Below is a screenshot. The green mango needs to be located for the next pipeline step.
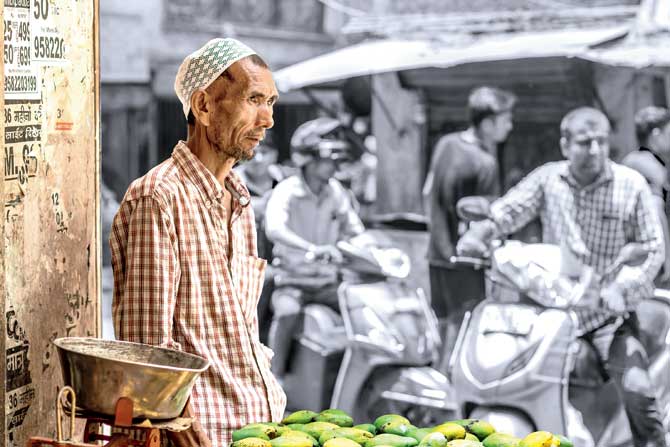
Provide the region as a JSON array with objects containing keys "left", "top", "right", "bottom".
[
  {"left": 464, "top": 435, "right": 480, "bottom": 443},
  {"left": 445, "top": 421, "right": 495, "bottom": 442},
  {"left": 380, "top": 421, "right": 415, "bottom": 436},
  {"left": 316, "top": 409, "right": 355, "bottom": 428},
  {"left": 518, "top": 432, "right": 555, "bottom": 447},
  {"left": 432, "top": 424, "right": 466, "bottom": 441},
  {"left": 270, "top": 436, "right": 314, "bottom": 447},
  {"left": 482, "top": 433, "right": 521, "bottom": 447},
  {"left": 283, "top": 411, "right": 319, "bottom": 425},
  {"left": 418, "top": 432, "right": 447, "bottom": 447},
  {"left": 406, "top": 428, "right": 434, "bottom": 443},
  {"left": 323, "top": 438, "right": 363, "bottom": 447},
  {"left": 354, "top": 424, "right": 378, "bottom": 436},
  {"left": 280, "top": 431, "right": 319, "bottom": 447},
  {"left": 373, "top": 415, "right": 411, "bottom": 432},
  {"left": 233, "top": 427, "right": 274, "bottom": 442},
  {"left": 365, "top": 434, "right": 419, "bottom": 447},
  {"left": 301, "top": 422, "right": 341, "bottom": 440},
  {"left": 233, "top": 437, "right": 273, "bottom": 447},
  {"left": 321, "top": 428, "right": 375, "bottom": 445},
  {"left": 552, "top": 435, "right": 572, "bottom": 447},
  {"left": 262, "top": 423, "right": 290, "bottom": 436},
  {"left": 288, "top": 424, "right": 305, "bottom": 432}
]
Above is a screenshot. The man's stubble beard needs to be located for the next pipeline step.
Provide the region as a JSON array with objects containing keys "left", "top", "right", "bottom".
[{"left": 215, "top": 142, "right": 255, "bottom": 163}]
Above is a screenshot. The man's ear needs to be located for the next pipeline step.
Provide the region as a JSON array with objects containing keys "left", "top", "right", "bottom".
[
  {"left": 190, "top": 90, "right": 210, "bottom": 127},
  {"left": 559, "top": 136, "right": 569, "bottom": 158}
]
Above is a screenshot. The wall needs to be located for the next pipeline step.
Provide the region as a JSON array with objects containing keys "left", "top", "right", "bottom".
[{"left": 1, "top": 0, "right": 99, "bottom": 445}]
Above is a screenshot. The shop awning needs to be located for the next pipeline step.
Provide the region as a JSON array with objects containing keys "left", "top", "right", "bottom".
[
  {"left": 581, "top": 39, "right": 670, "bottom": 69},
  {"left": 273, "top": 26, "right": 628, "bottom": 92},
  {"left": 580, "top": 0, "right": 670, "bottom": 69}
]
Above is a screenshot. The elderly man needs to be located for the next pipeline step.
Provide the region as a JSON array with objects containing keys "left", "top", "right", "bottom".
[
  {"left": 110, "top": 38, "right": 285, "bottom": 446},
  {"left": 458, "top": 107, "right": 667, "bottom": 447}
]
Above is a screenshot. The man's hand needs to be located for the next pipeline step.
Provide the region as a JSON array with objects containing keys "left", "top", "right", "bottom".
[
  {"left": 309, "top": 244, "right": 343, "bottom": 263},
  {"left": 456, "top": 230, "right": 490, "bottom": 258},
  {"left": 601, "top": 282, "right": 626, "bottom": 314},
  {"left": 167, "top": 399, "right": 212, "bottom": 447}
]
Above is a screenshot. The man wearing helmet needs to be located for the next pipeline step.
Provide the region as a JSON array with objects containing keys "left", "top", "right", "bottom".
[{"left": 264, "top": 117, "right": 365, "bottom": 380}]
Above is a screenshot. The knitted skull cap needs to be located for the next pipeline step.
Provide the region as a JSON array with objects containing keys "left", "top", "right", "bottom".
[{"left": 174, "top": 38, "right": 257, "bottom": 119}]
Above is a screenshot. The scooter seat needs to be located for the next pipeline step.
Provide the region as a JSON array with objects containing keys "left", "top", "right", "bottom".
[{"left": 636, "top": 297, "right": 670, "bottom": 363}]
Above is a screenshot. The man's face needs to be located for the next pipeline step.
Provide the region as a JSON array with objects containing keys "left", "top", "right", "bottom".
[
  {"left": 652, "top": 121, "right": 670, "bottom": 159},
  {"left": 561, "top": 112, "right": 610, "bottom": 186},
  {"left": 205, "top": 58, "right": 278, "bottom": 162},
  {"left": 482, "top": 111, "right": 514, "bottom": 144},
  {"left": 309, "top": 157, "right": 338, "bottom": 183}
]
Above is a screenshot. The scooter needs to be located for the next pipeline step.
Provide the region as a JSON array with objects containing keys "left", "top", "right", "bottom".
[
  {"left": 281, "top": 230, "right": 459, "bottom": 425},
  {"left": 448, "top": 241, "right": 670, "bottom": 447}
]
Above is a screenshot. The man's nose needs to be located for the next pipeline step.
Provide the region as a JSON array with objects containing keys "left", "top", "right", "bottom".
[
  {"left": 588, "top": 139, "right": 602, "bottom": 154},
  {"left": 258, "top": 105, "right": 274, "bottom": 129}
]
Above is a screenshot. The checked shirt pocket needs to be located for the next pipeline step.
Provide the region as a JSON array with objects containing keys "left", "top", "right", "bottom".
[{"left": 231, "top": 254, "right": 267, "bottom": 323}]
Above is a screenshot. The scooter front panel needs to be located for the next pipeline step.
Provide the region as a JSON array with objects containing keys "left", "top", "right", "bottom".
[
  {"left": 452, "top": 302, "right": 576, "bottom": 436},
  {"left": 340, "top": 281, "right": 435, "bottom": 365}
]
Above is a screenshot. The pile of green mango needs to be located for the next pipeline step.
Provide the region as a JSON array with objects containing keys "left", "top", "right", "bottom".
[{"left": 230, "top": 410, "right": 573, "bottom": 447}]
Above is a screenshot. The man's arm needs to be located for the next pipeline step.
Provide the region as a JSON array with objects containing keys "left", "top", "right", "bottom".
[
  {"left": 111, "top": 196, "right": 181, "bottom": 349},
  {"left": 331, "top": 179, "right": 365, "bottom": 238},
  {"left": 456, "top": 167, "right": 546, "bottom": 256},
  {"left": 609, "top": 185, "right": 665, "bottom": 309},
  {"left": 264, "top": 183, "right": 317, "bottom": 252},
  {"left": 488, "top": 165, "right": 547, "bottom": 236}
]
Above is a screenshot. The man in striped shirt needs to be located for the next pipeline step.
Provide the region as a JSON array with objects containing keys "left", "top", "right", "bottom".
[
  {"left": 457, "top": 107, "right": 667, "bottom": 447},
  {"left": 111, "top": 38, "right": 285, "bottom": 446}
]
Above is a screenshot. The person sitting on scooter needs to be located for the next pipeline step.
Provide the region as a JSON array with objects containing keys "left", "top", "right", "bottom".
[
  {"left": 457, "top": 107, "right": 667, "bottom": 447},
  {"left": 264, "top": 117, "right": 365, "bottom": 382}
]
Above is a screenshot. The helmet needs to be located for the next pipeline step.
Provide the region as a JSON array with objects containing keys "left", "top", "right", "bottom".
[{"left": 290, "top": 117, "right": 351, "bottom": 167}]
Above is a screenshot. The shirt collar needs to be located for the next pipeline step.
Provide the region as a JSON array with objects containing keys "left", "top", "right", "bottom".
[
  {"left": 172, "top": 141, "right": 250, "bottom": 207},
  {"left": 295, "top": 170, "right": 334, "bottom": 200},
  {"left": 559, "top": 159, "right": 614, "bottom": 191}
]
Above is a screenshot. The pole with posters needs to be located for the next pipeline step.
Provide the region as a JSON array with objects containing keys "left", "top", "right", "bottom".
[{"left": 1, "top": 0, "right": 100, "bottom": 445}]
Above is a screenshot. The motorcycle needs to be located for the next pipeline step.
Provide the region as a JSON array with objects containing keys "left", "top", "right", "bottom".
[
  {"left": 448, "top": 241, "right": 670, "bottom": 447},
  {"left": 279, "top": 229, "right": 459, "bottom": 425}
]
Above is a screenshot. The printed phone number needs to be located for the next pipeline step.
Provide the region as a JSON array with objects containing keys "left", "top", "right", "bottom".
[
  {"left": 4, "top": 75, "right": 37, "bottom": 93},
  {"left": 33, "top": 35, "right": 65, "bottom": 60}
]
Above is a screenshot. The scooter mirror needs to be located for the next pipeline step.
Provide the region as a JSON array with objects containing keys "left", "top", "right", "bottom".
[{"left": 456, "top": 196, "right": 492, "bottom": 223}]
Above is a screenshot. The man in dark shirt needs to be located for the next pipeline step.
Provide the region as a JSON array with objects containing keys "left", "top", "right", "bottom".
[
  {"left": 423, "top": 86, "right": 516, "bottom": 359},
  {"left": 621, "top": 106, "right": 670, "bottom": 285}
]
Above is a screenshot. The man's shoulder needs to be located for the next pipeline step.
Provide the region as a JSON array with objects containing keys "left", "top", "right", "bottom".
[
  {"left": 432, "top": 131, "right": 493, "bottom": 168},
  {"left": 122, "top": 157, "right": 182, "bottom": 205},
  {"left": 434, "top": 131, "right": 472, "bottom": 154},
  {"left": 269, "top": 174, "right": 304, "bottom": 199},
  {"left": 514, "top": 160, "right": 566, "bottom": 186},
  {"left": 610, "top": 160, "right": 649, "bottom": 188}
]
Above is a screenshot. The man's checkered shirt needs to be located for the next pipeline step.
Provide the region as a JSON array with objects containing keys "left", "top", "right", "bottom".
[
  {"left": 490, "top": 160, "right": 664, "bottom": 332},
  {"left": 111, "top": 142, "right": 286, "bottom": 447}
]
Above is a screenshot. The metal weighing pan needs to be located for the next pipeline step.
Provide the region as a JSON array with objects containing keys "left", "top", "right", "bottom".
[{"left": 54, "top": 337, "right": 209, "bottom": 419}]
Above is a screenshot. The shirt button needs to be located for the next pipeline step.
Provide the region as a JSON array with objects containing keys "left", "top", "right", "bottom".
[{"left": 205, "top": 200, "right": 212, "bottom": 209}]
